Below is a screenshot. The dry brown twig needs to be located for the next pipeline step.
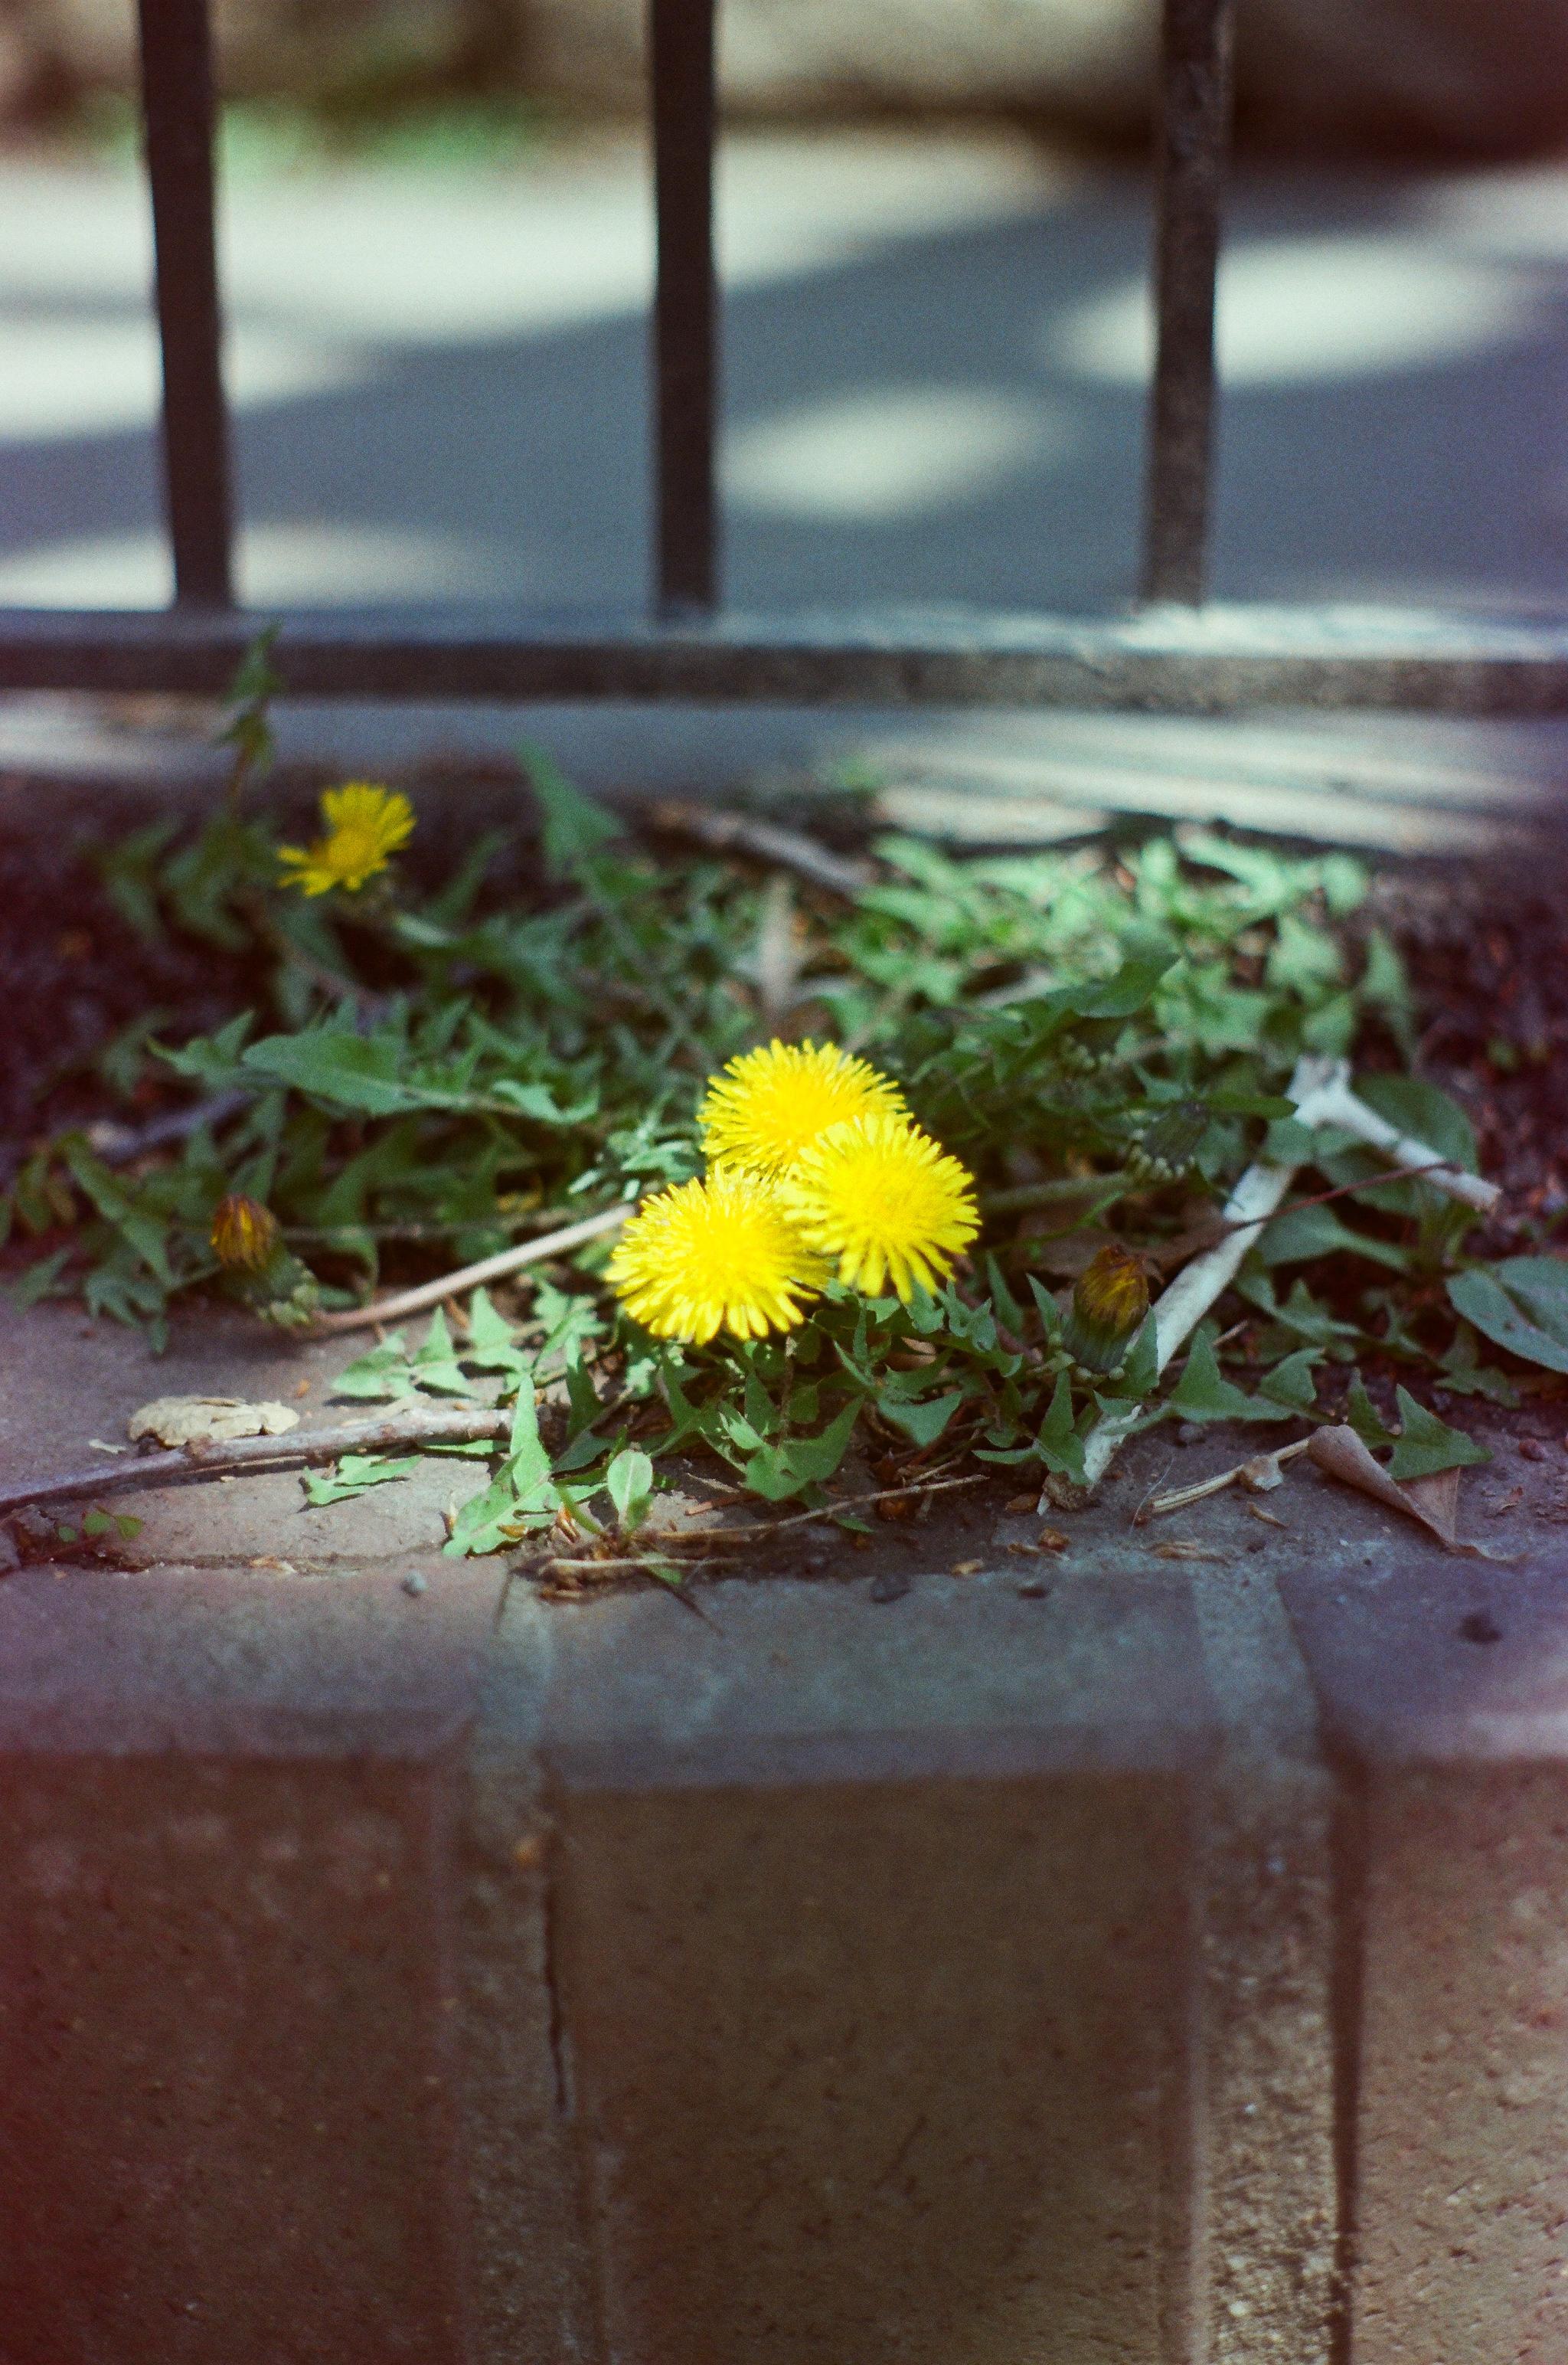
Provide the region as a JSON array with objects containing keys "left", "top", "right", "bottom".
[
  {"left": 0, "top": 1406, "right": 511, "bottom": 1519},
  {"left": 648, "top": 800, "right": 874, "bottom": 899},
  {"left": 537, "top": 1470, "right": 988, "bottom": 1575}
]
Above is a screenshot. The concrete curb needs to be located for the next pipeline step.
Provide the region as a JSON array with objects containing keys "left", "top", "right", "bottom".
[{"left": 2, "top": 1547, "right": 1566, "bottom": 2358}]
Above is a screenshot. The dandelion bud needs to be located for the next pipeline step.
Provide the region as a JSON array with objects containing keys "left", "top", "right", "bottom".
[
  {"left": 1126, "top": 1098, "right": 1208, "bottom": 1184},
  {"left": 211, "top": 1193, "right": 280, "bottom": 1272},
  {"left": 1065, "top": 1243, "right": 1150, "bottom": 1373}
]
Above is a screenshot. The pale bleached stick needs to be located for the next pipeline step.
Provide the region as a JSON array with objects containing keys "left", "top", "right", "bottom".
[
  {"left": 1073, "top": 1053, "right": 1492, "bottom": 1492},
  {"left": 1141, "top": 1436, "right": 1314, "bottom": 1521},
  {"left": 1300, "top": 1068, "right": 1500, "bottom": 1214},
  {"left": 310, "top": 1204, "right": 629, "bottom": 1336}
]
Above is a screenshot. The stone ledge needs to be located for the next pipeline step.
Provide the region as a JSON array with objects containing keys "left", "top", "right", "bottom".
[
  {"left": 3, "top": 1507, "right": 1568, "bottom": 2355},
  {"left": 0, "top": 1561, "right": 504, "bottom": 1757},
  {"left": 529, "top": 1564, "right": 1217, "bottom": 1786},
  {"left": 1281, "top": 1556, "right": 1568, "bottom": 1766}
]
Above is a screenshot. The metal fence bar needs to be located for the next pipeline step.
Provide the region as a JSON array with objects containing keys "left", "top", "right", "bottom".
[
  {"left": 7, "top": 607, "right": 1568, "bottom": 713},
  {"left": 136, "top": 0, "right": 234, "bottom": 608},
  {"left": 1140, "top": 0, "right": 1236, "bottom": 607},
  {"left": 649, "top": 0, "right": 720, "bottom": 616}
]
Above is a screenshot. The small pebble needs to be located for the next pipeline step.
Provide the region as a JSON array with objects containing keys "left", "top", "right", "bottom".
[
  {"left": 1176, "top": 1421, "right": 1205, "bottom": 1447},
  {"left": 401, "top": 1572, "right": 429, "bottom": 1597},
  {"left": 869, "top": 1568, "right": 913, "bottom": 1604},
  {"left": 1519, "top": 1438, "right": 1549, "bottom": 1462}
]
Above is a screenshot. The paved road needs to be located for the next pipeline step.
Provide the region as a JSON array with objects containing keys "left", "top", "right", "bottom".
[{"left": 2, "top": 129, "right": 1567, "bottom": 846}]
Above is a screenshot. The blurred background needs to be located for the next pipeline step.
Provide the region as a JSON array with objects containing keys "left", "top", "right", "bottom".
[{"left": 2, "top": 0, "right": 1568, "bottom": 847}]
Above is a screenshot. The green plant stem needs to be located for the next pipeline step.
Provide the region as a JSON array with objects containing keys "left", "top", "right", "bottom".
[{"left": 982, "top": 1172, "right": 1133, "bottom": 1218}]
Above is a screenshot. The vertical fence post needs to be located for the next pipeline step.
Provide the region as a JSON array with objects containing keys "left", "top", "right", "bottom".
[
  {"left": 649, "top": 0, "right": 720, "bottom": 617},
  {"left": 136, "top": 0, "right": 235, "bottom": 609},
  {"left": 1139, "top": 0, "right": 1235, "bottom": 608}
]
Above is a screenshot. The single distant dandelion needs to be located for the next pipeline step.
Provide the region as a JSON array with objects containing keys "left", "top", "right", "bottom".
[
  {"left": 277, "top": 783, "right": 414, "bottom": 897},
  {"left": 608, "top": 1167, "right": 830, "bottom": 1343},
  {"left": 210, "top": 1192, "right": 280, "bottom": 1272},
  {"left": 698, "top": 1039, "right": 909, "bottom": 1176},
  {"left": 781, "top": 1114, "right": 979, "bottom": 1302}
]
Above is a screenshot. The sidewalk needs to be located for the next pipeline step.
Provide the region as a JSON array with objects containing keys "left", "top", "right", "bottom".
[{"left": 4, "top": 1287, "right": 1568, "bottom": 2360}]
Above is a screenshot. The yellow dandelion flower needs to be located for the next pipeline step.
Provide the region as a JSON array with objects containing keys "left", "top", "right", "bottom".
[
  {"left": 607, "top": 1168, "right": 829, "bottom": 1343},
  {"left": 698, "top": 1039, "right": 909, "bottom": 1176},
  {"left": 209, "top": 1192, "right": 280, "bottom": 1272},
  {"left": 277, "top": 782, "right": 414, "bottom": 896},
  {"left": 781, "top": 1114, "right": 980, "bottom": 1302}
]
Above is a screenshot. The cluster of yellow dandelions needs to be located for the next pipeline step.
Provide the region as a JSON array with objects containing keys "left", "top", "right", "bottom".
[{"left": 607, "top": 1041, "right": 980, "bottom": 1345}]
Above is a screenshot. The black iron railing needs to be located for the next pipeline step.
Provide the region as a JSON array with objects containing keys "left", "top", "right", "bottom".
[{"left": 3, "top": 0, "right": 1568, "bottom": 713}]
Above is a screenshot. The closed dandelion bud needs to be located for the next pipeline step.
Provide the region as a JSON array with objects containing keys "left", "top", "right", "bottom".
[
  {"left": 1064, "top": 1243, "right": 1150, "bottom": 1373},
  {"left": 211, "top": 1193, "right": 322, "bottom": 1328},
  {"left": 211, "top": 1193, "right": 280, "bottom": 1272},
  {"left": 1126, "top": 1098, "right": 1207, "bottom": 1185}
]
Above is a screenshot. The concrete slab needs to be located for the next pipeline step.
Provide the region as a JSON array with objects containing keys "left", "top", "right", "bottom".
[
  {"left": 8, "top": 1294, "right": 1568, "bottom": 2360},
  {"left": 535, "top": 1560, "right": 1217, "bottom": 1785},
  {"left": 7, "top": 136, "right": 1568, "bottom": 860},
  {"left": 0, "top": 1299, "right": 497, "bottom": 1569},
  {"left": 1282, "top": 1564, "right": 1568, "bottom": 2364},
  {"left": 0, "top": 1556, "right": 511, "bottom": 2365},
  {"left": 2, "top": 139, "right": 1564, "bottom": 620},
  {"left": 8, "top": 1294, "right": 1566, "bottom": 1586},
  {"left": 6, "top": 694, "right": 1563, "bottom": 857}
]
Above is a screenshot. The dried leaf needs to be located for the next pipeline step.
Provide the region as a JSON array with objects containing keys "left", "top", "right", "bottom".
[
  {"left": 1306, "top": 1425, "right": 1507, "bottom": 1558},
  {"left": 1151, "top": 1539, "right": 1226, "bottom": 1562},
  {"left": 127, "top": 1395, "right": 300, "bottom": 1447},
  {"left": 1246, "top": 1501, "right": 1289, "bottom": 1529}
]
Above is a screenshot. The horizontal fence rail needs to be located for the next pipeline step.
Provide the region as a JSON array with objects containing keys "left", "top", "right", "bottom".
[
  {"left": 7, "top": 607, "right": 1568, "bottom": 714},
  {"left": 3, "top": 0, "right": 1567, "bottom": 715}
]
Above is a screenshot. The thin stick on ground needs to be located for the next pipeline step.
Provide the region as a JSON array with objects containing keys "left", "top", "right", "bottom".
[
  {"left": 1138, "top": 1437, "right": 1314, "bottom": 1522},
  {"left": 539, "top": 1470, "right": 988, "bottom": 1574},
  {"left": 309, "top": 1203, "right": 630, "bottom": 1336},
  {"left": 648, "top": 800, "right": 874, "bottom": 898},
  {"left": 0, "top": 1407, "right": 511, "bottom": 1519},
  {"left": 1148, "top": 1158, "right": 1498, "bottom": 1273}
]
